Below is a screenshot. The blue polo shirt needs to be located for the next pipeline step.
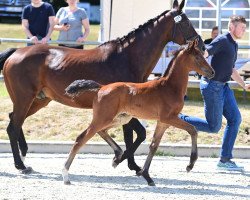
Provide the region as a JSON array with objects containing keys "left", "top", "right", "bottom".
[
  {"left": 22, "top": 3, "right": 55, "bottom": 38},
  {"left": 206, "top": 32, "right": 238, "bottom": 83}
]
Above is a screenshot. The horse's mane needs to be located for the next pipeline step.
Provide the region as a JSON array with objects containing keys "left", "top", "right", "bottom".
[
  {"left": 100, "top": 10, "right": 171, "bottom": 47},
  {"left": 162, "top": 46, "right": 185, "bottom": 79}
]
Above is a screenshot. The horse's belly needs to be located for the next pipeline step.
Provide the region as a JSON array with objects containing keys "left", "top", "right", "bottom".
[{"left": 42, "top": 88, "right": 94, "bottom": 108}]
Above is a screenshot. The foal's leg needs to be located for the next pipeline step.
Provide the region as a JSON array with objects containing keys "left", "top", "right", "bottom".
[
  {"left": 168, "top": 117, "right": 198, "bottom": 171},
  {"left": 138, "top": 122, "right": 169, "bottom": 186},
  {"left": 121, "top": 118, "right": 146, "bottom": 173},
  {"left": 63, "top": 125, "right": 101, "bottom": 185}
]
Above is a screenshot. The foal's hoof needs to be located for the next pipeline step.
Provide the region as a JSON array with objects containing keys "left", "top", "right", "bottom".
[
  {"left": 186, "top": 165, "right": 193, "bottom": 172},
  {"left": 112, "top": 156, "right": 121, "bottom": 168},
  {"left": 64, "top": 180, "right": 71, "bottom": 185},
  {"left": 19, "top": 166, "right": 33, "bottom": 174}
]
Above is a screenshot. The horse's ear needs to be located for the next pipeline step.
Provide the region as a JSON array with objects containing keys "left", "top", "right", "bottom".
[
  {"left": 173, "top": 0, "right": 179, "bottom": 9},
  {"left": 179, "top": 0, "right": 185, "bottom": 11}
]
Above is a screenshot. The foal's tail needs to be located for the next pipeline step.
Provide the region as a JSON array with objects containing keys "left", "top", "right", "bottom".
[
  {"left": 65, "top": 79, "right": 102, "bottom": 97},
  {"left": 0, "top": 48, "right": 18, "bottom": 72}
]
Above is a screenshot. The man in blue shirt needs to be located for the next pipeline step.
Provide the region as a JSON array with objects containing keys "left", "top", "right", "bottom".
[
  {"left": 180, "top": 15, "right": 250, "bottom": 171},
  {"left": 22, "top": 0, "right": 55, "bottom": 45}
]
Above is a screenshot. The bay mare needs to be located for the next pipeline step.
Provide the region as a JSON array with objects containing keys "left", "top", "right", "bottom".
[
  {"left": 0, "top": 0, "right": 205, "bottom": 174},
  {"left": 65, "top": 41, "right": 214, "bottom": 186}
]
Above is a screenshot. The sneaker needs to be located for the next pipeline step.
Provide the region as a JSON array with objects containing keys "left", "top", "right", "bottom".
[{"left": 217, "top": 160, "right": 244, "bottom": 171}]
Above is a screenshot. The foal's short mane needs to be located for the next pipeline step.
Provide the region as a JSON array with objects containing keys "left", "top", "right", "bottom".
[
  {"left": 162, "top": 47, "right": 184, "bottom": 78},
  {"left": 100, "top": 10, "right": 170, "bottom": 47}
]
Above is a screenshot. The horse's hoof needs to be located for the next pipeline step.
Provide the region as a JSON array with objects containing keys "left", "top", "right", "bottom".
[
  {"left": 64, "top": 180, "right": 71, "bottom": 185},
  {"left": 128, "top": 163, "right": 142, "bottom": 174},
  {"left": 148, "top": 181, "right": 156, "bottom": 186},
  {"left": 136, "top": 170, "right": 143, "bottom": 176},
  {"left": 19, "top": 166, "right": 33, "bottom": 174},
  {"left": 186, "top": 165, "right": 192, "bottom": 172}
]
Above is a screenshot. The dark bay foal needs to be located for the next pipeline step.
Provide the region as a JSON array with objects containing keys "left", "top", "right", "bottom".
[{"left": 64, "top": 41, "right": 215, "bottom": 186}]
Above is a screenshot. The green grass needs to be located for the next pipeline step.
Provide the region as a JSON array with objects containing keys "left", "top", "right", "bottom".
[
  {"left": 0, "top": 23, "right": 100, "bottom": 52},
  {"left": 0, "top": 82, "right": 8, "bottom": 97}
]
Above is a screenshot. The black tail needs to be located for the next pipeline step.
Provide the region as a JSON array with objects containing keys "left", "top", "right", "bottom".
[
  {"left": 65, "top": 79, "right": 102, "bottom": 97},
  {"left": 0, "top": 48, "right": 18, "bottom": 72}
]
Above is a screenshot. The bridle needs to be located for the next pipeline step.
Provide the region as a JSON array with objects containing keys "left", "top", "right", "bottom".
[{"left": 171, "top": 10, "right": 200, "bottom": 43}]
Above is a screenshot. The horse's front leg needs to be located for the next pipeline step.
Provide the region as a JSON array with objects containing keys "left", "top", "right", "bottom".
[
  {"left": 138, "top": 121, "right": 168, "bottom": 186},
  {"left": 97, "top": 130, "right": 124, "bottom": 167},
  {"left": 169, "top": 117, "right": 198, "bottom": 171}
]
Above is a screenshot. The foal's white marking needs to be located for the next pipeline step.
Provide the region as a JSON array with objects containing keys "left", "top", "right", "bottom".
[
  {"left": 127, "top": 85, "right": 137, "bottom": 95},
  {"left": 47, "top": 49, "right": 65, "bottom": 70},
  {"left": 62, "top": 168, "right": 70, "bottom": 184}
]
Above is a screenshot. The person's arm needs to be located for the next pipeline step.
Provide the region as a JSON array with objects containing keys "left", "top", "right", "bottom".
[
  {"left": 41, "top": 16, "right": 55, "bottom": 44},
  {"left": 22, "top": 19, "right": 39, "bottom": 44},
  {"left": 231, "top": 68, "right": 250, "bottom": 90},
  {"left": 76, "top": 18, "right": 90, "bottom": 43}
]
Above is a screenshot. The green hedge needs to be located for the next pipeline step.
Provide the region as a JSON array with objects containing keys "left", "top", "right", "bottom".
[{"left": 187, "top": 87, "right": 250, "bottom": 103}]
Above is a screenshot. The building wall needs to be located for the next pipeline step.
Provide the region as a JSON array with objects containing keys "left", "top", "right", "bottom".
[{"left": 102, "top": 0, "right": 173, "bottom": 41}]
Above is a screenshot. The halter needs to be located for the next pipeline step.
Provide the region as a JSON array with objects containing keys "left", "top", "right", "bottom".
[{"left": 171, "top": 10, "right": 200, "bottom": 43}]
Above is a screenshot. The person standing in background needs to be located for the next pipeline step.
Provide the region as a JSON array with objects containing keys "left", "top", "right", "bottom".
[
  {"left": 22, "top": 0, "right": 55, "bottom": 45},
  {"left": 54, "top": 0, "right": 90, "bottom": 49},
  {"left": 204, "top": 26, "right": 219, "bottom": 45}
]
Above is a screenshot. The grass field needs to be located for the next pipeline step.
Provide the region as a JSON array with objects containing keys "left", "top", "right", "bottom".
[
  {"left": 0, "top": 81, "right": 249, "bottom": 146},
  {"left": 0, "top": 23, "right": 100, "bottom": 52}
]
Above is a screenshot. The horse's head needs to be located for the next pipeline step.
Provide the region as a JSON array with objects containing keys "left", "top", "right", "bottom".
[
  {"left": 170, "top": 0, "right": 205, "bottom": 53},
  {"left": 183, "top": 40, "right": 214, "bottom": 79}
]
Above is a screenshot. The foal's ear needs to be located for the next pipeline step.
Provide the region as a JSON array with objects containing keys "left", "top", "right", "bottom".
[
  {"left": 187, "top": 41, "right": 194, "bottom": 51},
  {"left": 194, "top": 38, "right": 199, "bottom": 47}
]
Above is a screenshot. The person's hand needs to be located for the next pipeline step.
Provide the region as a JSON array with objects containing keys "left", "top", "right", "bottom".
[
  {"left": 76, "top": 37, "right": 85, "bottom": 43},
  {"left": 41, "top": 36, "right": 50, "bottom": 44},
  {"left": 61, "top": 24, "right": 70, "bottom": 31},
  {"left": 244, "top": 84, "right": 250, "bottom": 91},
  {"left": 30, "top": 36, "right": 39, "bottom": 44},
  {"left": 203, "top": 50, "right": 209, "bottom": 58}
]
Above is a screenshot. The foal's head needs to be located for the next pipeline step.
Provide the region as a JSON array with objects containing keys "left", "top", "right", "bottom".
[{"left": 178, "top": 41, "right": 214, "bottom": 78}]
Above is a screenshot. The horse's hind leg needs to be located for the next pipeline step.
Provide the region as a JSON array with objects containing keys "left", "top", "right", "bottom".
[
  {"left": 17, "top": 98, "right": 51, "bottom": 161},
  {"left": 7, "top": 96, "right": 35, "bottom": 173},
  {"left": 9, "top": 112, "right": 27, "bottom": 161},
  {"left": 98, "top": 130, "right": 124, "bottom": 167},
  {"left": 122, "top": 118, "right": 146, "bottom": 173}
]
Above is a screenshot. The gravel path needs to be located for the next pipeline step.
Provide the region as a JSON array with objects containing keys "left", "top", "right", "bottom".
[{"left": 0, "top": 153, "right": 249, "bottom": 200}]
